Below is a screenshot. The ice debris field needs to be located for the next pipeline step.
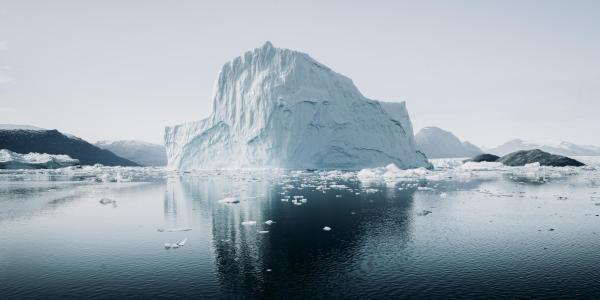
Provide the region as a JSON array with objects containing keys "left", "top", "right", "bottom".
[{"left": 1, "top": 156, "right": 598, "bottom": 190}]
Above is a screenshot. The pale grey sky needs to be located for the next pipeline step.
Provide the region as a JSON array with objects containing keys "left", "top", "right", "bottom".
[{"left": 1, "top": 0, "right": 599, "bottom": 147}]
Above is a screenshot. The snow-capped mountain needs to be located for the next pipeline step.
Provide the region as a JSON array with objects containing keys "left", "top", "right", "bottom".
[
  {"left": 95, "top": 140, "right": 167, "bottom": 166},
  {"left": 488, "top": 139, "right": 600, "bottom": 157},
  {"left": 0, "top": 127, "right": 139, "bottom": 166},
  {"left": 415, "top": 127, "right": 482, "bottom": 158},
  {"left": 165, "top": 42, "right": 430, "bottom": 170}
]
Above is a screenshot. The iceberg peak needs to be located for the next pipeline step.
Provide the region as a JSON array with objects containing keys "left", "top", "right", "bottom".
[
  {"left": 165, "top": 43, "right": 431, "bottom": 170},
  {"left": 261, "top": 40, "right": 274, "bottom": 50}
]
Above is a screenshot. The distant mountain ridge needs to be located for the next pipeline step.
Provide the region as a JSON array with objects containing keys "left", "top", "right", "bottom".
[
  {"left": 488, "top": 139, "right": 600, "bottom": 157},
  {"left": 415, "top": 127, "right": 483, "bottom": 159},
  {"left": 95, "top": 140, "right": 167, "bottom": 166},
  {"left": 0, "top": 128, "right": 139, "bottom": 166}
]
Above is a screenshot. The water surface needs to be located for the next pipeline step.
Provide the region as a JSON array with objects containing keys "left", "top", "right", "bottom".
[{"left": 2, "top": 160, "right": 600, "bottom": 299}]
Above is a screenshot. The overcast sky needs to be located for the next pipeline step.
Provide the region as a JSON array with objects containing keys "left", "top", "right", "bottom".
[{"left": 1, "top": 0, "right": 599, "bottom": 147}]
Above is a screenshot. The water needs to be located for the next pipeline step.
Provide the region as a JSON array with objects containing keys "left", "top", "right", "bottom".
[{"left": 2, "top": 159, "right": 600, "bottom": 299}]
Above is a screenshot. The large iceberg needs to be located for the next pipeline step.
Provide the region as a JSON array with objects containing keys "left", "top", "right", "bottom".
[{"left": 165, "top": 42, "right": 430, "bottom": 170}]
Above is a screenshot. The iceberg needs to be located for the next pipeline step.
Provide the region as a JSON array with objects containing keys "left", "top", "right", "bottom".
[
  {"left": 165, "top": 42, "right": 430, "bottom": 170},
  {"left": 0, "top": 149, "right": 79, "bottom": 169}
]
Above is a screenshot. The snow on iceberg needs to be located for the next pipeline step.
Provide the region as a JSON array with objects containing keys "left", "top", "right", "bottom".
[
  {"left": 0, "top": 149, "right": 79, "bottom": 169},
  {"left": 165, "top": 41, "right": 431, "bottom": 170}
]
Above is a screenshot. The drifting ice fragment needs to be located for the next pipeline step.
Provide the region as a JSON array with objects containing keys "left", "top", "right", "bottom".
[
  {"left": 99, "top": 198, "right": 115, "bottom": 205},
  {"left": 417, "top": 210, "right": 432, "bottom": 216},
  {"left": 242, "top": 221, "right": 257, "bottom": 226},
  {"left": 164, "top": 243, "right": 172, "bottom": 249},
  {"left": 218, "top": 197, "right": 240, "bottom": 204},
  {"left": 323, "top": 226, "right": 332, "bottom": 231},
  {"left": 167, "top": 227, "right": 192, "bottom": 232},
  {"left": 257, "top": 230, "right": 269, "bottom": 234},
  {"left": 265, "top": 220, "right": 276, "bottom": 225},
  {"left": 177, "top": 238, "right": 188, "bottom": 246}
]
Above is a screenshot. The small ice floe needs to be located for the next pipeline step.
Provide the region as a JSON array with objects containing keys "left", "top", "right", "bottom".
[
  {"left": 266, "top": 269, "right": 272, "bottom": 272},
  {"left": 99, "top": 198, "right": 116, "bottom": 205},
  {"left": 158, "top": 227, "right": 192, "bottom": 232},
  {"left": 322, "top": 226, "right": 332, "bottom": 231},
  {"left": 171, "top": 243, "right": 180, "bottom": 249},
  {"left": 164, "top": 243, "right": 172, "bottom": 249},
  {"left": 168, "top": 227, "right": 192, "bottom": 232},
  {"left": 417, "top": 210, "right": 432, "bottom": 216},
  {"left": 330, "top": 184, "right": 348, "bottom": 190},
  {"left": 242, "top": 220, "right": 257, "bottom": 226},
  {"left": 417, "top": 186, "right": 434, "bottom": 191},
  {"left": 265, "top": 220, "right": 276, "bottom": 225},
  {"left": 218, "top": 197, "right": 240, "bottom": 204},
  {"left": 335, "top": 195, "right": 342, "bottom": 198},
  {"left": 177, "top": 238, "right": 188, "bottom": 247},
  {"left": 257, "top": 230, "right": 269, "bottom": 234}
]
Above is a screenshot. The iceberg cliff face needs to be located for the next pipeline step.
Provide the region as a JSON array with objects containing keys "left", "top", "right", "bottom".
[{"left": 165, "top": 42, "right": 430, "bottom": 170}]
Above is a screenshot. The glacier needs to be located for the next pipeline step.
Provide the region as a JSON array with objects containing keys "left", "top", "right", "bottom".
[{"left": 165, "top": 42, "right": 431, "bottom": 170}]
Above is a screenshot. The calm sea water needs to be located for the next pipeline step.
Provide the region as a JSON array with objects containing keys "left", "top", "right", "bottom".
[{"left": 1, "top": 160, "right": 600, "bottom": 299}]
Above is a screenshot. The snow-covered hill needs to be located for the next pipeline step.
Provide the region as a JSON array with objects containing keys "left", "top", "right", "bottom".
[
  {"left": 0, "top": 149, "right": 79, "bottom": 169},
  {"left": 95, "top": 140, "right": 167, "bottom": 166},
  {"left": 415, "top": 127, "right": 482, "bottom": 158},
  {"left": 488, "top": 139, "right": 600, "bottom": 157},
  {"left": 0, "top": 124, "right": 45, "bottom": 131},
  {"left": 165, "top": 42, "right": 430, "bottom": 170}
]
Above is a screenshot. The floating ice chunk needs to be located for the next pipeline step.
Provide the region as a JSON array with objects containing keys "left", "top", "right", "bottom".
[
  {"left": 171, "top": 243, "right": 180, "bottom": 249},
  {"left": 330, "top": 184, "right": 349, "bottom": 190},
  {"left": 164, "top": 227, "right": 192, "bottom": 232},
  {"left": 242, "top": 221, "right": 257, "bottom": 226},
  {"left": 99, "top": 198, "right": 115, "bottom": 205},
  {"left": 164, "top": 243, "right": 172, "bottom": 249},
  {"left": 257, "top": 230, "right": 269, "bottom": 234},
  {"left": 335, "top": 195, "right": 342, "bottom": 198},
  {"left": 265, "top": 220, "right": 276, "bottom": 225},
  {"left": 460, "top": 161, "right": 504, "bottom": 171},
  {"left": 218, "top": 197, "right": 240, "bottom": 204},
  {"left": 322, "top": 226, "right": 332, "bottom": 231},
  {"left": 177, "top": 238, "right": 188, "bottom": 246},
  {"left": 417, "top": 210, "right": 432, "bottom": 216}
]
